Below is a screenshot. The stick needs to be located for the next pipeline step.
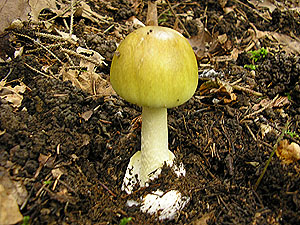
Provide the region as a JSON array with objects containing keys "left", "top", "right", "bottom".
[
  {"left": 166, "top": 0, "right": 191, "bottom": 38},
  {"left": 253, "top": 120, "right": 289, "bottom": 191},
  {"left": 146, "top": 1, "right": 158, "bottom": 26}
]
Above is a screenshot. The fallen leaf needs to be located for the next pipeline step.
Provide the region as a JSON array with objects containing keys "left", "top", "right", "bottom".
[
  {"left": 188, "top": 19, "right": 212, "bottom": 59},
  {"left": 276, "top": 139, "right": 300, "bottom": 164},
  {"left": 0, "top": 171, "right": 28, "bottom": 206},
  {"left": 51, "top": 168, "right": 63, "bottom": 179},
  {"left": 192, "top": 212, "right": 214, "bottom": 225},
  {"left": 199, "top": 78, "right": 237, "bottom": 103},
  {"left": 249, "top": 0, "right": 277, "bottom": 12},
  {"left": 0, "top": 184, "right": 23, "bottom": 225},
  {"left": 81, "top": 110, "right": 93, "bottom": 121},
  {"left": 0, "top": 170, "right": 28, "bottom": 225},
  {"left": 28, "top": 0, "right": 57, "bottom": 22},
  {"left": 260, "top": 123, "right": 273, "bottom": 139},
  {"left": 252, "top": 96, "right": 290, "bottom": 111},
  {"left": 0, "top": 80, "right": 27, "bottom": 108},
  {"left": 61, "top": 47, "right": 115, "bottom": 97},
  {"left": 0, "top": 0, "right": 57, "bottom": 33}
]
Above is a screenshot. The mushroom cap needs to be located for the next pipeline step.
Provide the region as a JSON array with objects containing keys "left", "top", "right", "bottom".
[{"left": 110, "top": 26, "right": 198, "bottom": 108}]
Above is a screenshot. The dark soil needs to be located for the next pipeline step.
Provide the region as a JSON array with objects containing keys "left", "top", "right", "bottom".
[{"left": 1, "top": 0, "right": 300, "bottom": 224}]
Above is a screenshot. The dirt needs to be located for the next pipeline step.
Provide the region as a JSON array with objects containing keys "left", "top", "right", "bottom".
[{"left": 1, "top": 0, "right": 300, "bottom": 224}]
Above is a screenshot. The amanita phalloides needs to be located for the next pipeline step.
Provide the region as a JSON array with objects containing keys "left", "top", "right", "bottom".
[{"left": 110, "top": 26, "right": 198, "bottom": 220}]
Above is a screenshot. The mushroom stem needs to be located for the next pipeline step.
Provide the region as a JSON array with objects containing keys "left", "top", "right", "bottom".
[{"left": 140, "top": 106, "right": 175, "bottom": 185}]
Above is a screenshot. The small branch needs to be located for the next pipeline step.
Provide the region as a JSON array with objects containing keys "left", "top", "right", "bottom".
[
  {"left": 61, "top": 48, "right": 104, "bottom": 67},
  {"left": 146, "top": 0, "right": 158, "bottom": 26},
  {"left": 24, "top": 63, "right": 56, "bottom": 79},
  {"left": 15, "top": 32, "right": 63, "bottom": 64},
  {"left": 70, "top": 0, "right": 74, "bottom": 37},
  {"left": 253, "top": 120, "right": 290, "bottom": 191},
  {"left": 99, "top": 181, "right": 117, "bottom": 198},
  {"left": 245, "top": 122, "right": 257, "bottom": 142},
  {"left": 34, "top": 32, "right": 77, "bottom": 45},
  {"left": 232, "top": 84, "right": 263, "bottom": 97},
  {"left": 166, "top": 0, "right": 191, "bottom": 38},
  {"left": 241, "top": 94, "right": 279, "bottom": 122}
]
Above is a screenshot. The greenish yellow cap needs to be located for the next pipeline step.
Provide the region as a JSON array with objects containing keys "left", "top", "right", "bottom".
[{"left": 110, "top": 26, "right": 198, "bottom": 108}]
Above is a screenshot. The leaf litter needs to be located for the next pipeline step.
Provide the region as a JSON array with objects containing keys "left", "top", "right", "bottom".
[{"left": 0, "top": 0, "right": 300, "bottom": 224}]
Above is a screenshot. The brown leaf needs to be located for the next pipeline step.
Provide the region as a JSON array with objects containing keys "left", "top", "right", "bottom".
[
  {"left": 188, "top": 19, "right": 212, "bottom": 59},
  {"left": 0, "top": 80, "right": 27, "bottom": 108},
  {"left": 276, "top": 139, "right": 300, "bottom": 164}
]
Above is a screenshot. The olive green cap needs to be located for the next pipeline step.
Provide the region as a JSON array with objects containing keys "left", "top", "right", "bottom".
[{"left": 110, "top": 26, "right": 198, "bottom": 108}]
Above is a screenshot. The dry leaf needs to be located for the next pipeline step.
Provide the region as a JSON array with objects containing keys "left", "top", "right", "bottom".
[
  {"left": 0, "top": 0, "right": 57, "bottom": 33},
  {"left": 0, "top": 170, "right": 28, "bottom": 225},
  {"left": 0, "top": 80, "right": 27, "bottom": 108},
  {"left": 276, "top": 139, "right": 300, "bottom": 164},
  {"left": 28, "top": 0, "right": 57, "bottom": 22},
  {"left": 260, "top": 123, "right": 273, "bottom": 139},
  {"left": 126, "top": 16, "right": 145, "bottom": 29},
  {"left": 51, "top": 168, "right": 63, "bottom": 178},
  {"left": 81, "top": 110, "right": 93, "bottom": 121},
  {"left": 188, "top": 19, "right": 212, "bottom": 59},
  {"left": 249, "top": 0, "right": 277, "bottom": 12},
  {"left": 252, "top": 96, "right": 290, "bottom": 111},
  {"left": 192, "top": 212, "right": 214, "bottom": 225},
  {"left": 199, "top": 78, "right": 237, "bottom": 103},
  {"left": 62, "top": 47, "right": 115, "bottom": 97},
  {"left": 0, "top": 184, "right": 23, "bottom": 225}
]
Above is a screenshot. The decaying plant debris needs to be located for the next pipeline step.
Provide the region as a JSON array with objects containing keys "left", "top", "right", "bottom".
[{"left": 0, "top": 0, "right": 300, "bottom": 224}]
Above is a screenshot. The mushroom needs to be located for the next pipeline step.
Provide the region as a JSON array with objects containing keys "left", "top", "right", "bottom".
[{"left": 110, "top": 26, "right": 198, "bottom": 194}]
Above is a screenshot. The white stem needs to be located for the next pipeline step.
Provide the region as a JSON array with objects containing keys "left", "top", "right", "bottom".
[{"left": 140, "top": 106, "right": 174, "bottom": 185}]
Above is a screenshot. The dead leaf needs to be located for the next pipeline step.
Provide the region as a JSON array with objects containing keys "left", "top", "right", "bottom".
[
  {"left": 0, "top": 170, "right": 28, "bottom": 225},
  {"left": 0, "top": 0, "right": 57, "bottom": 33},
  {"left": 0, "top": 79, "right": 27, "bottom": 108},
  {"left": 51, "top": 168, "right": 63, "bottom": 178},
  {"left": 199, "top": 78, "right": 237, "bottom": 103},
  {"left": 249, "top": 0, "right": 277, "bottom": 13},
  {"left": 252, "top": 96, "right": 290, "bottom": 111},
  {"left": 276, "top": 139, "right": 300, "bottom": 164},
  {"left": 192, "top": 212, "right": 214, "bottom": 225},
  {"left": 81, "top": 110, "right": 93, "bottom": 121},
  {"left": 126, "top": 16, "right": 145, "bottom": 29},
  {"left": 260, "top": 123, "right": 273, "bottom": 139},
  {"left": 188, "top": 19, "right": 212, "bottom": 59},
  {"left": 61, "top": 47, "right": 115, "bottom": 97},
  {"left": 28, "top": 0, "right": 57, "bottom": 22},
  {"left": 0, "top": 171, "right": 28, "bottom": 206},
  {"left": 0, "top": 184, "right": 23, "bottom": 225}
]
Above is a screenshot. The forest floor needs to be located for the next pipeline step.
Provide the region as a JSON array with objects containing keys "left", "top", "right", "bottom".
[{"left": 1, "top": 0, "right": 300, "bottom": 224}]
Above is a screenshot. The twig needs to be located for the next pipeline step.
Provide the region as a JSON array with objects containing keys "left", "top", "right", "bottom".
[
  {"left": 15, "top": 32, "right": 63, "bottom": 64},
  {"left": 146, "top": 0, "right": 158, "bottom": 26},
  {"left": 34, "top": 32, "right": 77, "bottom": 45},
  {"left": 253, "top": 120, "right": 290, "bottom": 191},
  {"left": 103, "top": 24, "right": 115, "bottom": 34},
  {"left": 99, "top": 181, "right": 117, "bottom": 198},
  {"left": 245, "top": 122, "right": 257, "bottom": 141},
  {"left": 166, "top": 0, "right": 191, "bottom": 38},
  {"left": 61, "top": 48, "right": 104, "bottom": 67},
  {"left": 230, "top": 78, "right": 243, "bottom": 86},
  {"left": 232, "top": 0, "right": 270, "bottom": 23},
  {"left": 2, "top": 68, "right": 13, "bottom": 80},
  {"left": 158, "top": 3, "right": 181, "bottom": 19},
  {"left": 26, "top": 43, "right": 68, "bottom": 53},
  {"left": 70, "top": 0, "right": 74, "bottom": 37},
  {"left": 241, "top": 94, "right": 279, "bottom": 122},
  {"left": 45, "top": 0, "right": 82, "bottom": 23},
  {"left": 24, "top": 63, "right": 58, "bottom": 79},
  {"left": 232, "top": 84, "right": 263, "bottom": 97}
]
